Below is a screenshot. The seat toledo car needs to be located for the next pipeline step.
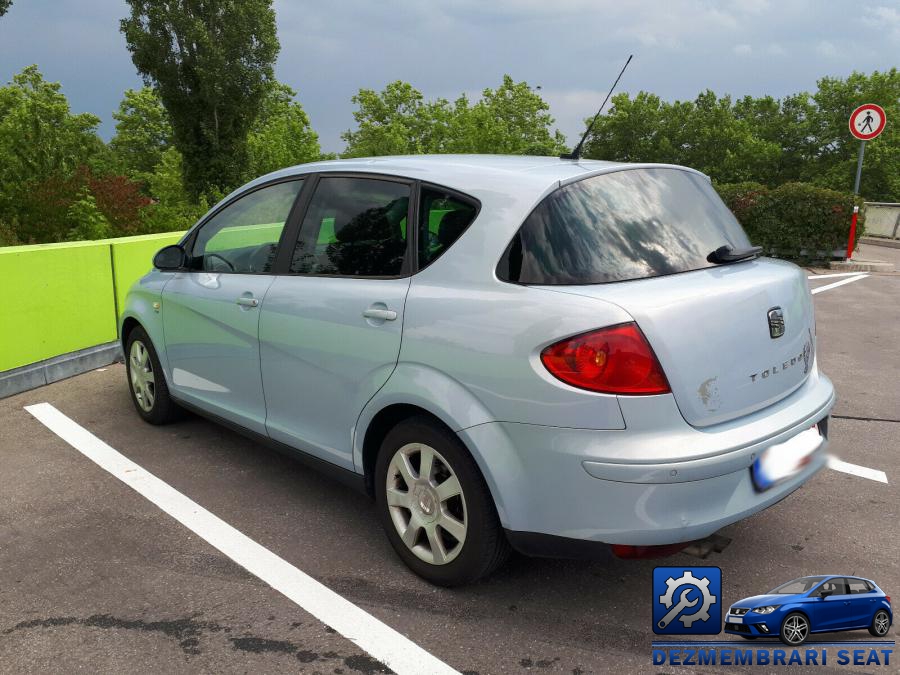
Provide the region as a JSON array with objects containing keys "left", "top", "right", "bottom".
[
  {"left": 725, "top": 575, "right": 892, "bottom": 645},
  {"left": 121, "top": 155, "right": 835, "bottom": 586}
]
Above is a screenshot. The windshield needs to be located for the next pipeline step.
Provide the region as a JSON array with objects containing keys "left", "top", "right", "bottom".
[
  {"left": 497, "top": 167, "right": 752, "bottom": 285},
  {"left": 768, "top": 576, "right": 827, "bottom": 594}
]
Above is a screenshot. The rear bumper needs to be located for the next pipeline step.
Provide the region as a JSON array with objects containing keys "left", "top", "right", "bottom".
[{"left": 459, "top": 372, "right": 835, "bottom": 550}]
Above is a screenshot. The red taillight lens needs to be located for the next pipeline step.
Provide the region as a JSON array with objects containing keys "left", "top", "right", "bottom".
[
  {"left": 886, "top": 596, "right": 891, "bottom": 605},
  {"left": 540, "top": 322, "right": 670, "bottom": 395}
]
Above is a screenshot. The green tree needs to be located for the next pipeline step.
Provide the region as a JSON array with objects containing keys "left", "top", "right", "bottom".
[
  {"left": 66, "top": 188, "right": 112, "bottom": 241},
  {"left": 247, "top": 82, "right": 322, "bottom": 177},
  {"left": 342, "top": 76, "right": 566, "bottom": 158},
  {"left": 0, "top": 1, "right": 12, "bottom": 18},
  {"left": 0, "top": 66, "right": 104, "bottom": 241},
  {"left": 121, "top": 0, "right": 280, "bottom": 199},
  {"left": 139, "top": 147, "right": 212, "bottom": 234},
  {"left": 110, "top": 87, "right": 173, "bottom": 181}
]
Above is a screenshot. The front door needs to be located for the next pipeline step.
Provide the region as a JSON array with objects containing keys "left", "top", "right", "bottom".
[
  {"left": 811, "top": 578, "right": 852, "bottom": 631},
  {"left": 163, "top": 179, "right": 304, "bottom": 434},
  {"left": 260, "top": 175, "right": 413, "bottom": 468}
]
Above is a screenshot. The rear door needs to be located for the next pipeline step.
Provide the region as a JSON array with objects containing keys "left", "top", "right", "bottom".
[
  {"left": 847, "top": 578, "right": 877, "bottom": 628},
  {"left": 259, "top": 175, "right": 414, "bottom": 469},
  {"left": 162, "top": 179, "right": 304, "bottom": 434},
  {"left": 500, "top": 167, "right": 817, "bottom": 427}
]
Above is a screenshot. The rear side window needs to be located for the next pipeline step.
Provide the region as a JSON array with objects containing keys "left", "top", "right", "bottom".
[
  {"left": 847, "top": 579, "right": 873, "bottom": 594},
  {"left": 418, "top": 188, "right": 477, "bottom": 267},
  {"left": 498, "top": 168, "right": 752, "bottom": 285},
  {"left": 290, "top": 177, "right": 410, "bottom": 276}
]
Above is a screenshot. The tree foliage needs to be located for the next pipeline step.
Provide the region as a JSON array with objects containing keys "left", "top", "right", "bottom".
[
  {"left": 121, "top": 0, "right": 279, "bottom": 198},
  {"left": 583, "top": 69, "right": 900, "bottom": 201},
  {"left": 0, "top": 1, "right": 12, "bottom": 18},
  {"left": 247, "top": 82, "right": 322, "bottom": 177},
  {"left": 342, "top": 76, "right": 567, "bottom": 158},
  {"left": 110, "top": 87, "right": 172, "bottom": 181}
]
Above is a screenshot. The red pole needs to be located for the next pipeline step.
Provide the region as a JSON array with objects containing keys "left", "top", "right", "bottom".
[{"left": 846, "top": 205, "right": 859, "bottom": 260}]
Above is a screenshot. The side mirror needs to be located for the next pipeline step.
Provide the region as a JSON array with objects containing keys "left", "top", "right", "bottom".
[
  {"left": 153, "top": 244, "right": 187, "bottom": 271},
  {"left": 819, "top": 590, "right": 833, "bottom": 598}
]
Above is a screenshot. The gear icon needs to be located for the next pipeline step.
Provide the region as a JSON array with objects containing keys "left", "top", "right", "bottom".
[{"left": 658, "top": 570, "right": 717, "bottom": 627}]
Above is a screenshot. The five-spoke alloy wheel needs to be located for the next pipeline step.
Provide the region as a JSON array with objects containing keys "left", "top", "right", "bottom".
[
  {"left": 375, "top": 416, "right": 509, "bottom": 586},
  {"left": 870, "top": 609, "right": 891, "bottom": 637},
  {"left": 780, "top": 613, "right": 810, "bottom": 646}
]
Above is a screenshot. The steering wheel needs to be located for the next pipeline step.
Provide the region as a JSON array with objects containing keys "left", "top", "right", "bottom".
[{"left": 204, "top": 253, "right": 235, "bottom": 272}]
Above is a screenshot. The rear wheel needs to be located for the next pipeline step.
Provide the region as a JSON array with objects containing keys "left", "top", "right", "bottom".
[
  {"left": 125, "top": 326, "right": 181, "bottom": 425},
  {"left": 779, "top": 613, "right": 810, "bottom": 646},
  {"left": 869, "top": 609, "right": 891, "bottom": 637},
  {"left": 375, "top": 416, "right": 509, "bottom": 586}
]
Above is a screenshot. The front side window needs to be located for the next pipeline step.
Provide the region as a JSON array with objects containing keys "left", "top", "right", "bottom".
[
  {"left": 815, "top": 578, "right": 850, "bottom": 596},
  {"left": 191, "top": 180, "right": 302, "bottom": 274},
  {"left": 498, "top": 168, "right": 752, "bottom": 285},
  {"left": 769, "top": 577, "right": 826, "bottom": 594},
  {"left": 290, "top": 177, "right": 410, "bottom": 276},
  {"left": 418, "top": 188, "right": 478, "bottom": 267}
]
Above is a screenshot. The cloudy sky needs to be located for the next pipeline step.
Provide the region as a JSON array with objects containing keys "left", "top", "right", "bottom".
[{"left": 1, "top": 0, "right": 898, "bottom": 153}]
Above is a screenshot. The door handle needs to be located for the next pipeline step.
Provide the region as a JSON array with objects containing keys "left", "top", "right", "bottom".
[
  {"left": 363, "top": 308, "right": 397, "bottom": 321},
  {"left": 236, "top": 296, "right": 259, "bottom": 308}
]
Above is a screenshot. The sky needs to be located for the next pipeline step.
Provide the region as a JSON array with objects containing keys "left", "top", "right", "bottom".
[{"left": 1, "top": 0, "right": 898, "bottom": 154}]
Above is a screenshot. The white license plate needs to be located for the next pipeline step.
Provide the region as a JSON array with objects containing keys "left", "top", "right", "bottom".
[
  {"left": 729, "top": 616, "right": 743, "bottom": 624},
  {"left": 752, "top": 426, "right": 823, "bottom": 490}
]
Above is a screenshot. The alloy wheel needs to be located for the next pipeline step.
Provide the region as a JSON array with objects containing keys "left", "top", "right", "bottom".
[
  {"left": 783, "top": 614, "right": 809, "bottom": 644},
  {"left": 385, "top": 443, "right": 467, "bottom": 565},
  {"left": 129, "top": 340, "right": 156, "bottom": 412},
  {"left": 874, "top": 611, "right": 890, "bottom": 636}
]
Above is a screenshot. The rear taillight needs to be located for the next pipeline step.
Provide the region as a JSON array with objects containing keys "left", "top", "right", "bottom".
[
  {"left": 887, "top": 596, "right": 891, "bottom": 605},
  {"left": 540, "top": 322, "right": 670, "bottom": 395}
]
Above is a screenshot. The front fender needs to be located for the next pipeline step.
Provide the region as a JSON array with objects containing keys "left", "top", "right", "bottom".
[{"left": 119, "top": 271, "right": 172, "bottom": 376}]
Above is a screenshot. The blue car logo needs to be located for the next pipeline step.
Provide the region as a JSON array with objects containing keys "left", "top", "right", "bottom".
[
  {"left": 653, "top": 567, "right": 722, "bottom": 635},
  {"left": 724, "top": 575, "right": 893, "bottom": 646}
]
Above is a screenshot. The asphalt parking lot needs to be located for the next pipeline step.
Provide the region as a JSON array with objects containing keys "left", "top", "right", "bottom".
[{"left": 2, "top": 246, "right": 898, "bottom": 674}]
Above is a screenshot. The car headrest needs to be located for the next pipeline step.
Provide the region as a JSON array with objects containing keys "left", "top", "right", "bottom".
[{"left": 437, "top": 209, "right": 472, "bottom": 247}]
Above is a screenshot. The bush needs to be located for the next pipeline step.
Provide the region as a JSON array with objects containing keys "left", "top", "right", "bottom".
[{"left": 715, "top": 181, "right": 865, "bottom": 262}]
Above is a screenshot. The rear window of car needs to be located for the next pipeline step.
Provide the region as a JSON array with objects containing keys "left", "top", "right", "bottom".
[{"left": 497, "top": 167, "right": 752, "bottom": 285}]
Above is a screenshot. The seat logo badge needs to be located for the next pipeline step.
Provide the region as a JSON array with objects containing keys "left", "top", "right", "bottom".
[{"left": 767, "top": 307, "right": 785, "bottom": 339}]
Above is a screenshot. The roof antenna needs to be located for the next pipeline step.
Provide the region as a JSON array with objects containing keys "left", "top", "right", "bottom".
[{"left": 560, "top": 54, "right": 633, "bottom": 161}]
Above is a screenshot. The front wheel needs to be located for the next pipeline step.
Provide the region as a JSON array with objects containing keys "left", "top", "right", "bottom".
[
  {"left": 779, "top": 613, "right": 810, "bottom": 646},
  {"left": 374, "top": 416, "right": 509, "bottom": 586},
  {"left": 125, "top": 326, "right": 181, "bottom": 425},
  {"left": 869, "top": 609, "right": 891, "bottom": 637}
]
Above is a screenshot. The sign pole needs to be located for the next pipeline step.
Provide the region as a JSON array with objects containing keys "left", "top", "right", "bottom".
[
  {"left": 847, "top": 140, "right": 865, "bottom": 259},
  {"left": 852, "top": 140, "right": 866, "bottom": 195}
]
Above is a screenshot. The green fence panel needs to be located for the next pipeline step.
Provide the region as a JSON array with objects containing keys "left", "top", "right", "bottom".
[
  {"left": 0, "top": 241, "right": 118, "bottom": 371},
  {"left": 109, "top": 232, "right": 185, "bottom": 317}
]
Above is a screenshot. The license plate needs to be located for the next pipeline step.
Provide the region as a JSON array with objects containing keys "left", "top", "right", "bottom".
[
  {"left": 729, "top": 616, "right": 743, "bottom": 624},
  {"left": 752, "top": 426, "right": 823, "bottom": 491}
]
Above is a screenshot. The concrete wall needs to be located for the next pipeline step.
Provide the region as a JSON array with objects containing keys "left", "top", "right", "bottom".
[
  {"left": 864, "top": 203, "right": 900, "bottom": 240},
  {"left": 0, "top": 232, "right": 183, "bottom": 372}
]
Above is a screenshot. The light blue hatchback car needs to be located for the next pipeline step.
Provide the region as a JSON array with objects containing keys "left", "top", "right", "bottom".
[{"left": 121, "top": 155, "right": 835, "bottom": 585}]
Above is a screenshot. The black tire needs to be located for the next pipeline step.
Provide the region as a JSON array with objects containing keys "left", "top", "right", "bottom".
[
  {"left": 374, "top": 416, "right": 510, "bottom": 586},
  {"left": 124, "top": 325, "right": 181, "bottom": 425},
  {"left": 779, "top": 612, "right": 810, "bottom": 646},
  {"left": 869, "top": 609, "right": 891, "bottom": 637}
]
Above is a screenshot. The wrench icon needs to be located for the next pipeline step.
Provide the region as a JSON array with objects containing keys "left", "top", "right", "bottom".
[{"left": 658, "top": 588, "right": 698, "bottom": 629}]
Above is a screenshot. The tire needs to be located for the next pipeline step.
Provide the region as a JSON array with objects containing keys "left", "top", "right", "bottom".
[
  {"left": 869, "top": 609, "right": 891, "bottom": 637},
  {"left": 779, "top": 612, "right": 810, "bottom": 646},
  {"left": 374, "top": 416, "right": 510, "bottom": 586},
  {"left": 125, "top": 326, "right": 181, "bottom": 425}
]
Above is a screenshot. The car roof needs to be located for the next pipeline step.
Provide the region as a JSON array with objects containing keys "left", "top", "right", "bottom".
[{"left": 243, "top": 154, "right": 706, "bottom": 201}]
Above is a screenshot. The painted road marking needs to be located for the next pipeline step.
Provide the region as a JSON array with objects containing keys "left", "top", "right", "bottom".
[
  {"left": 24, "top": 402, "right": 458, "bottom": 675},
  {"left": 810, "top": 274, "right": 868, "bottom": 295},
  {"left": 827, "top": 455, "right": 888, "bottom": 484},
  {"left": 807, "top": 272, "right": 871, "bottom": 280}
]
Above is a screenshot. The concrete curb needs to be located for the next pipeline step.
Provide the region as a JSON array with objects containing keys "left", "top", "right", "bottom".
[
  {"left": 830, "top": 259, "right": 896, "bottom": 273},
  {"left": 861, "top": 236, "right": 900, "bottom": 250},
  {"left": 0, "top": 342, "right": 123, "bottom": 400}
]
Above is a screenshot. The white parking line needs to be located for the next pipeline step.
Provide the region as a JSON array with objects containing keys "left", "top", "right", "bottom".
[
  {"left": 807, "top": 272, "right": 871, "bottom": 280},
  {"left": 827, "top": 456, "right": 889, "bottom": 484},
  {"left": 24, "top": 402, "right": 458, "bottom": 675},
  {"left": 810, "top": 274, "right": 868, "bottom": 295}
]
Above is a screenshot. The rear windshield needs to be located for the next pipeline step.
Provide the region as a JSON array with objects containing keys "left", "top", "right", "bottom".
[{"left": 497, "top": 168, "right": 752, "bottom": 285}]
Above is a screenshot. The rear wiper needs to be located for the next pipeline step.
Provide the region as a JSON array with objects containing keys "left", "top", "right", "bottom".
[{"left": 707, "top": 244, "right": 763, "bottom": 264}]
